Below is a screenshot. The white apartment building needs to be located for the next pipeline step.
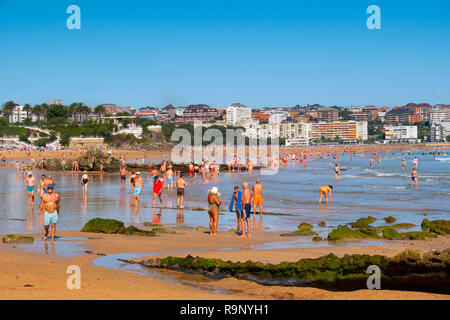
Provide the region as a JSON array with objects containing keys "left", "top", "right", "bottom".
[
  {"left": 430, "top": 120, "right": 450, "bottom": 142},
  {"left": 268, "top": 111, "right": 288, "bottom": 124},
  {"left": 356, "top": 121, "right": 368, "bottom": 141},
  {"left": 8, "top": 105, "right": 37, "bottom": 123},
  {"left": 429, "top": 108, "right": 448, "bottom": 124},
  {"left": 226, "top": 104, "right": 252, "bottom": 124},
  {"left": 175, "top": 107, "right": 186, "bottom": 117},
  {"left": 384, "top": 125, "right": 418, "bottom": 141},
  {"left": 243, "top": 121, "right": 311, "bottom": 142}
]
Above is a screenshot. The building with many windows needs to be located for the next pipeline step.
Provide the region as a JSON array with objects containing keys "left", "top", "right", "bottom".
[
  {"left": 430, "top": 120, "right": 450, "bottom": 142},
  {"left": 310, "top": 121, "right": 367, "bottom": 141},
  {"left": 226, "top": 103, "right": 252, "bottom": 124},
  {"left": 384, "top": 125, "right": 418, "bottom": 142}
]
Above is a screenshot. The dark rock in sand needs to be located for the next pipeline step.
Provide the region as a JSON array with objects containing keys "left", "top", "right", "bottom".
[
  {"left": 327, "top": 225, "right": 380, "bottom": 241},
  {"left": 383, "top": 216, "right": 397, "bottom": 224},
  {"left": 421, "top": 219, "right": 450, "bottom": 235},
  {"left": 139, "top": 249, "right": 450, "bottom": 293},
  {"left": 77, "top": 150, "right": 121, "bottom": 173},
  {"left": 44, "top": 158, "right": 62, "bottom": 171},
  {"left": 2, "top": 235, "right": 34, "bottom": 244},
  {"left": 347, "top": 216, "right": 377, "bottom": 229},
  {"left": 81, "top": 218, "right": 126, "bottom": 234}
]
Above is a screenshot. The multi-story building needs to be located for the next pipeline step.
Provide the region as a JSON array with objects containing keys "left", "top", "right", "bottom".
[
  {"left": 316, "top": 108, "right": 339, "bottom": 123},
  {"left": 174, "top": 104, "right": 221, "bottom": 124},
  {"left": 251, "top": 110, "right": 270, "bottom": 122},
  {"left": 243, "top": 121, "right": 311, "bottom": 142},
  {"left": 226, "top": 103, "right": 252, "bottom": 124},
  {"left": 268, "top": 111, "right": 288, "bottom": 124},
  {"left": 310, "top": 121, "right": 368, "bottom": 141},
  {"left": 8, "top": 105, "right": 38, "bottom": 123},
  {"left": 384, "top": 125, "right": 418, "bottom": 141},
  {"left": 430, "top": 120, "right": 450, "bottom": 142},
  {"left": 102, "top": 104, "right": 120, "bottom": 115},
  {"left": 429, "top": 108, "right": 448, "bottom": 124},
  {"left": 49, "top": 100, "right": 62, "bottom": 106},
  {"left": 136, "top": 109, "right": 156, "bottom": 120},
  {"left": 385, "top": 108, "right": 420, "bottom": 125},
  {"left": 349, "top": 112, "right": 370, "bottom": 122}
]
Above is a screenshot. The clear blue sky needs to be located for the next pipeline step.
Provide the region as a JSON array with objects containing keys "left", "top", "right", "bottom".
[{"left": 0, "top": 0, "right": 449, "bottom": 108}]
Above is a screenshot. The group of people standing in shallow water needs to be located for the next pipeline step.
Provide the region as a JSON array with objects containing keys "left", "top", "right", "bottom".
[{"left": 17, "top": 146, "right": 439, "bottom": 241}]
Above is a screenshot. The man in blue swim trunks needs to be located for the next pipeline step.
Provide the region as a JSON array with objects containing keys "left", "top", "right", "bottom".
[
  {"left": 133, "top": 172, "right": 144, "bottom": 207},
  {"left": 241, "top": 181, "right": 253, "bottom": 238},
  {"left": 38, "top": 184, "right": 60, "bottom": 243},
  {"left": 25, "top": 171, "right": 36, "bottom": 204}
]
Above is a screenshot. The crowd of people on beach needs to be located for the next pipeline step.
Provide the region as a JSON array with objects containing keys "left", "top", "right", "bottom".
[{"left": 5, "top": 144, "right": 448, "bottom": 242}]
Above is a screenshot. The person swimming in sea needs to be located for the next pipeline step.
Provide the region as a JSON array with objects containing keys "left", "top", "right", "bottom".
[{"left": 411, "top": 168, "right": 418, "bottom": 186}]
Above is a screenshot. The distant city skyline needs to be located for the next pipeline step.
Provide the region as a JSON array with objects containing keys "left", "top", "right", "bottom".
[{"left": 1, "top": 1, "right": 449, "bottom": 107}]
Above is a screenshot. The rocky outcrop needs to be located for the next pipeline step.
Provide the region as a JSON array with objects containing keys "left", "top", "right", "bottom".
[
  {"left": 81, "top": 218, "right": 127, "bottom": 234},
  {"left": 280, "top": 222, "right": 318, "bottom": 236},
  {"left": 327, "top": 225, "right": 381, "bottom": 241},
  {"left": 421, "top": 219, "right": 450, "bottom": 235},
  {"left": 77, "top": 150, "right": 121, "bottom": 172},
  {"left": 44, "top": 158, "right": 63, "bottom": 171},
  {"left": 80, "top": 218, "right": 162, "bottom": 236},
  {"left": 139, "top": 249, "right": 450, "bottom": 293}
]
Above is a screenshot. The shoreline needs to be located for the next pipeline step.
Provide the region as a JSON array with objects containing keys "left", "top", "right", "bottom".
[{"left": 0, "top": 143, "right": 449, "bottom": 163}]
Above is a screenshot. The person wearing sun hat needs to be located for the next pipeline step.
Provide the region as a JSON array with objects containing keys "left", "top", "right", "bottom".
[
  {"left": 207, "top": 187, "right": 222, "bottom": 236},
  {"left": 25, "top": 171, "right": 36, "bottom": 204}
]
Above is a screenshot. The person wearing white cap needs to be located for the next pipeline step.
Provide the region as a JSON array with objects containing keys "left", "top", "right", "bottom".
[
  {"left": 25, "top": 171, "right": 36, "bottom": 204},
  {"left": 133, "top": 172, "right": 144, "bottom": 207},
  {"left": 207, "top": 187, "right": 222, "bottom": 236}
]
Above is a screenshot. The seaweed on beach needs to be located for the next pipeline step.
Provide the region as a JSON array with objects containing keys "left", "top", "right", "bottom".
[
  {"left": 280, "top": 223, "right": 318, "bottom": 237},
  {"left": 421, "top": 219, "right": 450, "bottom": 235},
  {"left": 383, "top": 216, "right": 397, "bottom": 224},
  {"left": 347, "top": 216, "right": 377, "bottom": 229},
  {"left": 327, "top": 225, "right": 381, "bottom": 241},
  {"left": 2, "top": 235, "right": 34, "bottom": 244},
  {"left": 81, "top": 218, "right": 127, "bottom": 234},
  {"left": 140, "top": 249, "right": 450, "bottom": 293}
]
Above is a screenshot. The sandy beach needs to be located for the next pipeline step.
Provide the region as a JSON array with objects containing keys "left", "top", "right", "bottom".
[
  {"left": 1, "top": 229, "right": 449, "bottom": 300},
  {"left": 1, "top": 143, "right": 449, "bottom": 163}
]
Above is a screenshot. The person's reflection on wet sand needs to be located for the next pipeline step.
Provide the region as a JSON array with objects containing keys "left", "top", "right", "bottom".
[
  {"left": 152, "top": 207, "right": 162, "bottom": 224},
  {"left": 176, "top": 208, "right": 184, "bottom": 226},
  {"left": 44, "top": 241, "right": 55, "bottom": 255}
]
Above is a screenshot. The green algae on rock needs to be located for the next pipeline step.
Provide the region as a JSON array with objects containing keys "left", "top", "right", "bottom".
[
  {"left": 143, "top": 222, "right": 162, "bottom": 227},
  {"left": 312, "top": 236, "right": 323, "bottom": 242},
  {"left": 81, "top": 218, "right": 127, "bottom": 234},
  {"left": 280, "top": 222, "right": 318, "bottom": 236},
  {"left": 383, "top": 216, "right": 397, "bottom": 224},
  {"left": 327, "top": 225, "right": 380, "bottom": 241},
  {"left": 125, "top": 225, "right": 157, "bottom": 237},
  {"left": 383, "top": 228, "right": 438, "bottom": 240},
  {"left": 375, "top": 223, "right": 416, "bottom": 231},
  {"left": 2, "top": 235, "right": 34, "bottom": 244},
  {"left": 318, "top": 221, "right": 326, "bottom": 227},
  {"left": 347, "top": 216, "right": 377, "bottom": 229},
  {"left": 139, "top": 249, "right": 450, "bottom": 293},
  {"left": 421, "top": 219, "right": 450, "bottom": 235}
]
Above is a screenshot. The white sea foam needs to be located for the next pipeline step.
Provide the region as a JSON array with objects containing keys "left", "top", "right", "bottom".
[{"left": 361, "top": 185, "right": 408, "bottom": 190}]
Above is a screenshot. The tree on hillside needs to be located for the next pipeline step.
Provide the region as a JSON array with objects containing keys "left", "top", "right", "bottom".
[
  {"left": 95, "top": 105, "right": 106, "bottom": 120},
  {"left": 2, "top": 101, "right": 16, "bottom": 122},
  {"left": 23, "top": 104, "right": 32, "bottom": 120}
]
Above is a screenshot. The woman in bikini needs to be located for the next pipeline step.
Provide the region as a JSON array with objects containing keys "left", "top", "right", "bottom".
[{"left": 207, "top": 187, "right": 222, "bottom": 236}]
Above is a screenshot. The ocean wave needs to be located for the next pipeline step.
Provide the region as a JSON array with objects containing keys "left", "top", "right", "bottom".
[
  {"left": 436, "top": 158, "right": 450, "bottom": 162},
  {"left": 361, "top": 185, "right": 408, "bottom": 190}
]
